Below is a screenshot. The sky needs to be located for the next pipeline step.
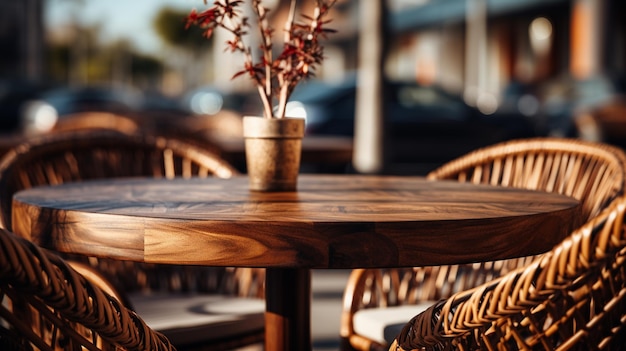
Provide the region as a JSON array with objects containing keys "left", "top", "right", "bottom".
[{"left": 44, "top": 0, "right": 204, "bottom": 55}]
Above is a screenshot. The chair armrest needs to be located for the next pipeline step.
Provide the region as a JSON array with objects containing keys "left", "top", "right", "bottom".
[
  {"left": 68, "top": 260, "right": 134, "bottom": 307},
  {"left": 340, "top": 268, "right": 403, "bottom": 350}
]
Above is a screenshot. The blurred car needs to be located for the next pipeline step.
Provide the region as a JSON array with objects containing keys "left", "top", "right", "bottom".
[
  {"left": 182, "top": 85, "right": 262, "bottom": 117},
  {"left": 135, "top": 90, "right": 195, "bottom": 131},
  {"left": 40, "top": 85, "right": 142, "bottom": 117},
  {"left": 5, "top": 84, "right": 145, "bottom": 135},
  {"left": 499, "top": 75, "right": 626, "bottom": 140},
  {"left": 286, "top": 76, "right": 537, "bottom": 174},
  {"left": 0, "top": 79, "right": 56, "bottom": 135},
  {"left": 540, "top": 75, "right": 623, "bottom": 138}
]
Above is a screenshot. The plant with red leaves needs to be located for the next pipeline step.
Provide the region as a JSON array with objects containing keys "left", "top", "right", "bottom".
[{"left": 186, "top": 0, "right": 336, "bottom": 119}]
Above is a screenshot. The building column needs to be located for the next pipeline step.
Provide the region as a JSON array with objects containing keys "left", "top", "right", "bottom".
[
  {"left": 353, "top": 0, "right": 388, "bottom": 174},
  {"left": 24, "top": 0, "right": 44, "bottom": 80},
  {"left": 464, "top": 0, "right": 488, "bottom": 107},
  {"left": 570, "top": 0, "right": 605, "bottom": 79}
]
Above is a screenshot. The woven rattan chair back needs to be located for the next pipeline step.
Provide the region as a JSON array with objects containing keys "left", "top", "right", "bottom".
[
  {"left": 0, "top": 228, "right": 176, "bottom": 351},
  {"left": 50, "top": 111, "right": 141, "bottom": 135},
  {"left": 0, "top": 130, "right": 236, "bottom": 232},
  {"left": 426, "top": 137, "right": 626, "bottom": 221},
  {"left": 340, "top": 138, "right": 626, "bottom": 351},
  {"left": 0, "top": 130, "right": 264, "bottom": 298},
  {"left": 390, "top": 195, "right": 626, "bottom": 351},
  {"left": 0, "top": 130, "right": 265, "bottom": 350}
]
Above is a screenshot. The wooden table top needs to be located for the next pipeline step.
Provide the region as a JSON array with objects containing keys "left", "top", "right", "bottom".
[{"left": 12, "top": 174, "right": 581, "bottom": 268}]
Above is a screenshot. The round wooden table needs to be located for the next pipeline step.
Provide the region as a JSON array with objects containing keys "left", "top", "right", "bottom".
[{"left": 12, "top": 175, "right": 581, "bottom": 351}]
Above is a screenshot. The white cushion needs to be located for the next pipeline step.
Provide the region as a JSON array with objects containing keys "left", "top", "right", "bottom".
[
  {"left": 352, "top": 303, "right": 435, "bottom": 345},
  {"left": 129, "top": 293, "right": 265, "bottom": 345}
]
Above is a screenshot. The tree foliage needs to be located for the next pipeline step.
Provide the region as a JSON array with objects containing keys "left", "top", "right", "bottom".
[
  {"left": 154, "top": 7, "right": 212, "bottom": 53},
  {"left": 45, "top": 29, "right": 165, "bottom": 89}
]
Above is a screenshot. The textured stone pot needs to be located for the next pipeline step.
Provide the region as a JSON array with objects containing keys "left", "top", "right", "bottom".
[{"left": 242, "top": 116, "right": 305, "bottom": 191}]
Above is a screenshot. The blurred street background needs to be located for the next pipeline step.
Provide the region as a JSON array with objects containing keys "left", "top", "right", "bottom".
[
  {"left": 2, "top": 0, "right": 625, "bottom": 175},
  {"left": 2, "top": 1, "right": 626, "bottom": 349}
]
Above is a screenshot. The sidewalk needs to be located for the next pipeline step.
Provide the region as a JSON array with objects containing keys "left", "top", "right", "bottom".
[{"left": 311, "top": 269, "right": 351, "bottom": 351}]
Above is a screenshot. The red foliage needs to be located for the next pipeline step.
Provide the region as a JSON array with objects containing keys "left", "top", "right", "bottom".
[{"left": 186, "top": 0, "right": 337, "bottom": 118}]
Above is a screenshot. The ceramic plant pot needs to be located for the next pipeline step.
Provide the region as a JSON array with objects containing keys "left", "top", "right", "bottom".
[{"left": 242, "top": 116, "right": 305, "bottom": 191}]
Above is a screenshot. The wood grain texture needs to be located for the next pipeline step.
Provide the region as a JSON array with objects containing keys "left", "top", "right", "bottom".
[
  {"left": 12, "top": 174, "right": 583, "bottom": 351},
  {"left": 12, "top": 174, "right": 581, "bottom": 268}
]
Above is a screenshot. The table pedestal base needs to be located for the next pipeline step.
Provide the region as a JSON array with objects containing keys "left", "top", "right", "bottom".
[{"left": 265, "top": 268, "right": 312, "bottom": 351}]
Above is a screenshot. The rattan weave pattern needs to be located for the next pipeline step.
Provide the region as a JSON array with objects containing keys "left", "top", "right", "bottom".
[
  {"left": 0, "top": 130, "right": 238, "bottom": 232},
  {"left": 390, "top": 195, "right": 626, "bottom": 351},
  {"left": 426, "top": 137, "right": 626, "bottom": 220},
  {"left": 340, "top": 138, "right": 626, "bottom": 351},
  {"left": 0, "top": 130, "right": 266, "bottom": 350},
  {"left": 0, "top": 228, "right": 176, "bottom": 351},
  {"left": 0, "top": 130, "right": 265, "bottom": 296},
  {"left": 50, "top": 112, "right": 141, "bottom": 135}
]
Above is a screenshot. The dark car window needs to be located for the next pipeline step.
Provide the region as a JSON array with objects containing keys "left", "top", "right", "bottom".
[{"left": 391, "top": 84, "right": 470, "bottom": 122}]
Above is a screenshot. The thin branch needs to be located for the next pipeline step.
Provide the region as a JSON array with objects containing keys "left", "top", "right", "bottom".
[{"left": 186, "top": 0, "right": 336, "bottom": 119}]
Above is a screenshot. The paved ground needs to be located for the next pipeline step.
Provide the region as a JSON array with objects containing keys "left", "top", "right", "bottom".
[
  {"left": 236, "top": 269, "right": 352, "bottom": 351},
  {"left": 311, "top": 269, "right": 352, "bottom": 351}
]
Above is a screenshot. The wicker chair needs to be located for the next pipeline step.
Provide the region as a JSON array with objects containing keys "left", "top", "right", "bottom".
[
  {"left": 0, "top": 227, "right": 177, "bottom": 351},
  {"left": 390, "top": 195, "right": 626, "bottom": 350},
  {"left": 51, "top": 111, "right": 141, "bottom": 135},
  {"left": 340, "top": 138, "right": 626, "bottom": 351},
  {"left": 0, "top": 130, "right": 266, "bottom": 351}
]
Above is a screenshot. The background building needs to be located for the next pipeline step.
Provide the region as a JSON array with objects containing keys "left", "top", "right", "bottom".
[{"left": 0, "top": 0, "right": 44, "bottom": 81}]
